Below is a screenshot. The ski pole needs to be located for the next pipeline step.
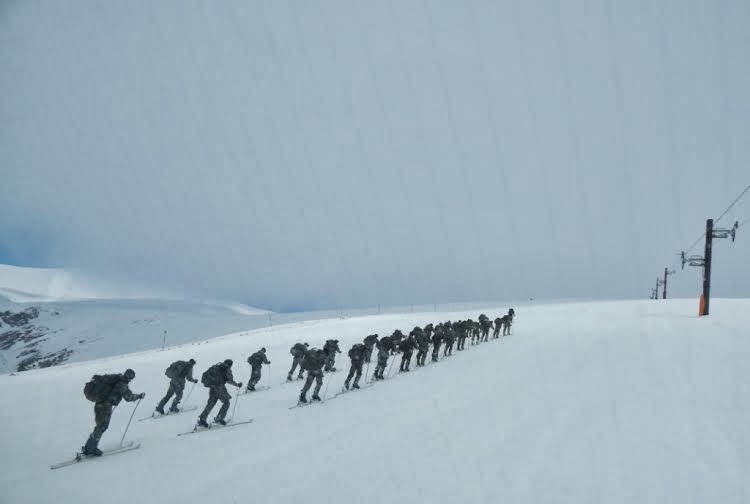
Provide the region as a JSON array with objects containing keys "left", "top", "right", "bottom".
[
  {"left": 386, "top": 353, "right": 396, "bottom": 378},
  {"left": 120, "top": 398, "right": 141, "bottom": 447},
  {"left": 183, "top": 381, "right": 197, "bottom": 406},
  {"left": 322, "top": 371, "right": 333, "bottom": 400},
  {"left": 267, "top": 363, "right": 271, "bottom": 390},
  {"left": 230, "top": 384, "right": 241, "bottom": 421},
  {"left": 364, "top": 359, "right": 370, "bottom": 382}
]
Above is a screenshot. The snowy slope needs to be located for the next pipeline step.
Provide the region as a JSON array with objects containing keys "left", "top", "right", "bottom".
[{"left": 1, "top": 299, "right": 749, "bottom": 504}]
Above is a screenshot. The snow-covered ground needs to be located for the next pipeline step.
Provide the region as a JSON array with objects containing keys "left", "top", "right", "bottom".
[
  {"left": 0, "top": 265, "right": 272, "bottom": 372},
  {"left": 1, "top": 298, "right": 748, "bottom": 504}
]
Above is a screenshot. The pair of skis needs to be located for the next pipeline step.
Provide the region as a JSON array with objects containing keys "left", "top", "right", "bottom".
[
  {"left": 50, "top": 441, "right": 141, "bottom": 470},
  {"left": 177, "top": 418, "right": 254, "bottom": 437},
  {"left": 137, "top": 405, "right": 198, "bottom": 422}
]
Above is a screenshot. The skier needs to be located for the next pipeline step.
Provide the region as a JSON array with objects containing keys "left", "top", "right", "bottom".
[
  {"left": 156, "top": 358, "right": 198, "bottom": 414},
  {"left": 415, "top": 329, "right": 431, "bottom": 366},
  {"left": 287, "top": 342, "right": 309, "bottom": 381},
  {"left": 508, "top": 308, "right": 515, "bottom": 322},
  {"left": 81, "top": 369, "right": 145, "bottom": 456},
  {"left": 493, "top": 317, "right": 502, "bottom": 339},
  {"left": 469, "top": 320, "right": 480, "bottom": 345},
  {"left": 443, "top": 322, "right": 455, "bottom": 356},
  {"left": 479, "top": 314, "right": 492, "bottom": 342},
  {"left": 344, "top": 343, "right": 366, "bottom": 390},
  {"left": 455, "top": 320, "right": 468, "bottom": 350},
  {"left": 323, "top": 339, "right": 342, "bottom": 372},
  {"left": 299, "top": 348, "right": 326, "bottom": 403},
  {"left": 390, "top": 329, "right": 404, "bottom": 352},
  {"left": 501, "top": 314, "right": 512, "bottom": 336},
  {"left": 246, "top": 348, "right": 271, "bottom": 392},
  {"left": 398, "top": 334, "right": 418, "bottom": 372},
  {"left": 373, "top": 335, "right": 393, "bottom": 380},
  {"left": 363, "top": 334, "right": 379, "bottom": 363},
  {"left": 198, "top": 359, "right": 242, "bottom": 428},
  {"left": 431, "top": 327, "right": 443, "bottom": 362}
]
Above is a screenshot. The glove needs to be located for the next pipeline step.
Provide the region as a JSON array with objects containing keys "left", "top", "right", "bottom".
[
  {"left": 237, "top": 382, "right": 243, "bottom": 389},
  {"left": 138, "top": 393, "right": 146, "bottom": 400},
  {"left": 267, "top": 361, "right": 272, "bottom": 364}
]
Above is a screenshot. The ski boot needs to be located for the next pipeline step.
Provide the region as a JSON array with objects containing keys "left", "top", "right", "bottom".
[
  {"left": 311, "top": 395, "right": 321, "bottom": 402},
  {"left": 299, "top": 395, "right": 308, "bottom": 404},
  {"left": 352, "top": 383, "right": 360, "bottom": 390},
  {"left": 169, "top": 405, "right": 180, "bottom": 414},
  {"left": 246, "top": 385, "right": 255, "bottom": 392},
  {"left": 197, "top": 417, "right": 209, "bottom": 428},
  {"left": 214, "top": 417, "right": 227, "bottom": 426},
  {"left": 155, "top": 405, "right": 165, "bottom": 415},
  {"left": 344, "top": 382, "right": 350, "bottom": 390},
  {"left": 286, "top": 374, "right": 293, "bottom": 382},
  {"left": 81, "top": 437, "right": 103, "bottom": 457}
]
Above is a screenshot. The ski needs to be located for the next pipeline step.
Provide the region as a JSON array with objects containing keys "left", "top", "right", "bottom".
[
  {"left": 333, "top": 383, "right": 373, "bottom": 398},
  {"left": 238, "top": 386, "right": 270, "bottom": 396},
  {"left": 288, "top": 399, "right": 324, "bottom": 409},
  {"left": 177, "top": 418, "right": 254, "bottom": 436},
  {"left": 138, "top": 405, "right": 198, "bottom": 422},
  {"left": 50, "top": 442, "right": 140, "bottom": 470}
]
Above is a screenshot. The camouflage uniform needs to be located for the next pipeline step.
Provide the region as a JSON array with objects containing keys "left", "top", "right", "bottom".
[
  {"left": 373, "top": 336, "right": 393, "bottom": 380},
  {"left": 479, "top": 314, "right": 491, "bottom": 342},
  {"left": 345, "top": 343, "right": 366, "bottom": 389},
  {"left": 456, "top": 321, "right": 468, "bottom": 350},
  {"left": 156, "top": 359, "right": 198, "bottom": 414},
  {"left": 469, "top": 320, "right": 480, "bottom": 345},
  {"left": 443, "top": 323, "right": 455, "bottom": 356},
  {"left": 390, "top": 330, "right": 404, "bottom": 352},
  {"left": 399, "top": 336, "right": 418, "bottom": 372},
  {"left": 199, "top": 361, "right": 242, "bottom": 426},
  {"left": 363, "top": 334, "right": 379, "bottom": 363},
  {"left": 246, "top": 348, "right": 271, "bottom": 391},
  {"left": 431, "top": 330, "right": 443, "bottom": 362},
  {"left": 288, "top": 343, "right": 309, "bottom": 381},
  {"left": 493, "top": 318, "right": 502, "bottom": 339},
  {"left": 501, "top": 315, "right": 512, "bottom": 336},
  {"left": 83, "top": 370, "right": 144, "bottom": 456},
  {"left": 323, "top": 339, "right": 341, "bottom": 372},
  {"left": 415, "top": 330, "right": 431, "bottom": 366},
  {"left": 300, "top": 349, "right": 326, "bottom": 402}
]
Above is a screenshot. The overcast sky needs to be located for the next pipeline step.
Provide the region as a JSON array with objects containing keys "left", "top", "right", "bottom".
[{"left": 1, "top": 0, "right": 748, "bottom": 311}]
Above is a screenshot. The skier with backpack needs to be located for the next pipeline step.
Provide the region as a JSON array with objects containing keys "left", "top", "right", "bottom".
[
  {"left": 443, "top": 322, "right": 455, "bottom": 356},
  {"left": 415, "top": 329, "right": 431, "bottom": 367},
  {"left": 399, "top": 334, "right": 418, "bottom": 372},
  {"left": 372, "top": 335, "right": 393, "bottom": 380},
  {"left": 81, "top": 369, "right": 145, "bottom": 456},
  {"left": 246, "top": 348, "right": 271, "bottom": 392},
  {"left": 323, "top": 339, "right": 341, "bottom": 372},
  {"left": 344, "top": 343, "right": 366, "bottom": 390},
  {"left": 198, "top": 359, "right": 242, "bottom": 428},
  {"left": 478, "top": 314, "right": 492, "bottom": 342},
  {"left": 287, "top": 342, "right": 309, "bottom": 381},
  {"left": 431, "top": 327, "right": 443, "bottom": 362},
  {"left": 299, "top": 348, "right": 326, "bottom": 403},
  {"left": 363, "top": 334, "right": 379, "bottom": 363},
  {"left": 156, "top": 358, "right": 198, "bottom": 414}
]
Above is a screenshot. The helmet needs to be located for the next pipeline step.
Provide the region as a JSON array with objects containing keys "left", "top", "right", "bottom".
[
  {"left": 189, "top": 358, "right": 196, "bottom": 365},
  {"left": 261, "top": 347, "right": 266, "bottom": 353},
  {"left": 224, "top": 359, "right": 233, "bottom": 367},
  {"left": 124, "top": 369, "right": 135, "bottom": 381}
]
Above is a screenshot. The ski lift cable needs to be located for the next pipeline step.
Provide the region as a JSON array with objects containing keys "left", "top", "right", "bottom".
[{"left": 714, "top": 183, "right": 750, "bottom": 226}]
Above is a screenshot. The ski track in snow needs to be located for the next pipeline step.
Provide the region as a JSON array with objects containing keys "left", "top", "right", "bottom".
[{"left": 1, "top": 299, "right": 749, "bottom": 504}]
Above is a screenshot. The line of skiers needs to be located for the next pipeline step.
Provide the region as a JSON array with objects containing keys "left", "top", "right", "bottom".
[{"left": 79, "top": 309, "right": 512, "bottom": 456}]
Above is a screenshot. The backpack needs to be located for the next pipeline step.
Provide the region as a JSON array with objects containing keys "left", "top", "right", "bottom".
[
  {"left": 83, "top": 374, "right": 123, "bottom": 402},
  {"left": 201, "top": 364, "right": 224, "bottom": 387},
  {"left": 349, "top": 344, "right": 364, "bottom": 359},
  {"left": 165, "top": 361, "right": 183, "bottom": 380}
]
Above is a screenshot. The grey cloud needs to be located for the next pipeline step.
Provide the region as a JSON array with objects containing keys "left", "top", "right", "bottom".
[{"left": 1, "top": 0, "right": 748, "bottom": 311}]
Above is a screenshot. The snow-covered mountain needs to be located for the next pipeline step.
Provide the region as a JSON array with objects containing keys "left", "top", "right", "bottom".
[
  {"left": 0, "top": 265, "right": 270, "bottom": 373},
  {"left": 1, "top": 298, "right": 748, "bottom": 504}
]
